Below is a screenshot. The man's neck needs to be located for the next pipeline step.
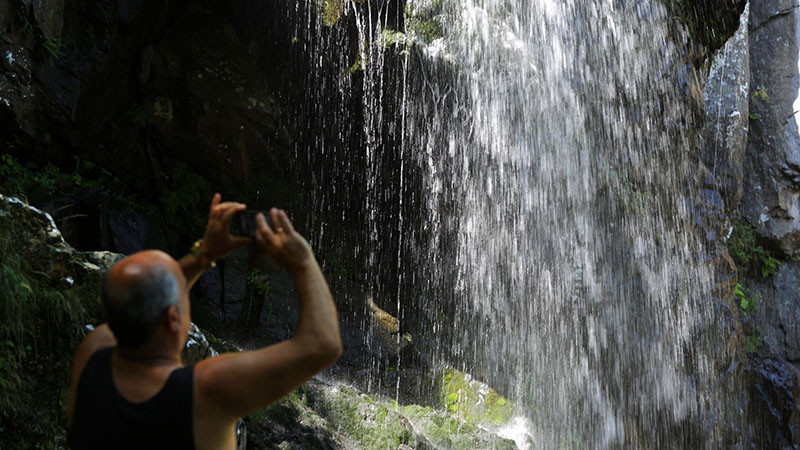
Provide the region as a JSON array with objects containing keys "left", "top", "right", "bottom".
[{"left": 115, "top": 346, "right": 181, "bottom": 368}]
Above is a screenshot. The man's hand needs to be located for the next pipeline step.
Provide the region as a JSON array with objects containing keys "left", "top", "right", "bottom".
[
  {"left": 254, "top": 208, "right": 314, "bottom": 275},
  {"left": 201, "top": 193, "right": 252, "bottom": 261}
]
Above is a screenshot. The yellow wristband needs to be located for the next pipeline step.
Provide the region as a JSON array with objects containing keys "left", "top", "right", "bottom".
[{"left": 190, "top": 239, "right": 217, "bottom": 269}]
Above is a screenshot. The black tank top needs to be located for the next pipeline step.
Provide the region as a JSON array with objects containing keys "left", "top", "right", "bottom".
[{"left": 68, "top": 347, "right": 195, "bottom": 449}]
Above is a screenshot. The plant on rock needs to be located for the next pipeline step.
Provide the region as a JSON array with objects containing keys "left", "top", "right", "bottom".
[
  {"left": 727, "top": 220, "right": 782, "bottom": 278},
  {"left": 734, "top": 283, "right": 758, "bottom": 313}
]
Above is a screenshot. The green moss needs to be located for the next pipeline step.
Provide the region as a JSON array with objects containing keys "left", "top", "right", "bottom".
[
  {"left": 745, "top": 331, "right": 762, "bottom": 354},
  {"left": 728, "top": 220, "right": 782, "bottom": 278},
  {"left": 751, "top": 85, "right": 769, "bottom": 104},
  {"left": 440, "top": 369, "right": 514, "bottom": 426},
  {"left": 558, "top": 431, "right": 587, "bottom": 450},
  {"left": 307, "top": 384, "right": 417, "bottom": 448},
  {"left": 381, "top": 30, "right": 410, "bottom": 52},
  {"left": 405, "top": 0, "right": 444, "bottom": 43},
  {"left": 0, "top": 257, "right": 93, "bottom": 448},
  {"left": 321, "top": 0, "right": 345, "bottom": 27},
  {"left": 401, "top": 404, "right": 517, "bottom": 449}
]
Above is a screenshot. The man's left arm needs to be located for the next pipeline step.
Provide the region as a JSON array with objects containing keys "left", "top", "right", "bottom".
[
  {"left": 66, "top": 324, "right": 117, "bottom": 425},
  {"left": 180, "top": 193, "right": 252, "bottom": 290}
]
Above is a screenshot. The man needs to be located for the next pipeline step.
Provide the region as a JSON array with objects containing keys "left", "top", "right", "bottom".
[{"left": 67, "top": 194, "right": 342, "bottom": 449}]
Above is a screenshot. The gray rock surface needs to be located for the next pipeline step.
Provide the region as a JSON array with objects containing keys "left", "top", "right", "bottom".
[
  {"left": 750, "top": 261, "right": 800, "bottom": 362},
  {"left": 183, "top": 322, "right": 220, "bottom": 365},
  {"left": 702, "top": 3, "right": 750, "bottom": 210},
  {"left": 742, "top": 0, "right": 800, "bottom": 254}
]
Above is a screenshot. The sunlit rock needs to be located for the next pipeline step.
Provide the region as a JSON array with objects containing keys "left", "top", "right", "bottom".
[
  {"left": 702, "top": 3, "right": 750, "bottom": 210},
  {"left": 742, "top": 0, "right": 800, "bottom": 254}
]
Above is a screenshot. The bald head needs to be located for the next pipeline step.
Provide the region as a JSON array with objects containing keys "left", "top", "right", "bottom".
[{"left": 103, "top": 251, "right": 183, "bottom": 349}]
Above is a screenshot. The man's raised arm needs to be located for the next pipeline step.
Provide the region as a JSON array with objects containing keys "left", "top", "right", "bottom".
[
  {"left": 178, "top": 193, "right": 252, "bottom": 290},
  {"left": 193, "top": 207, "right": 342, "bottom": 422}
]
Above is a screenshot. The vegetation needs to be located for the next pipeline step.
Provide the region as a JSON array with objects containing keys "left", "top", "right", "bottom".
[
  {"left": 0, "top": 243, "right": 100, "bottom": 448},
  {"left": 406, "top": 0, "right": 445, "bottom": 43},
  {"left": 42, "top": 37, "right": 66, "bottom": 58},
  {"left": 745, "top": 330, "right": 762, "bottom": 354},
  {"left": 238, "top": 268, "right": 273, "bottom": 329},
  {"left": 246, "top": 268, "right": 272, "bottom": 303},
  {"left": 751, "top": 85, "right": 769, "bottom": 104},
  {"left": 15, "top": 4, "right": 67, "bottom": 59},
  {"left": 734, "top": 282, "right": 758, "bottom": 313},
  {"left": 727, "top": 220, "right": 781, "bottom": 278},
  {"left": 0, "top": 153, "right": 212, "bottom": 253}
]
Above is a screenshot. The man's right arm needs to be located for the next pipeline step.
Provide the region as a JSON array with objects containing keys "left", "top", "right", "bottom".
[{"left": 193, "top": 208, "right": 342, "bottom": 422}]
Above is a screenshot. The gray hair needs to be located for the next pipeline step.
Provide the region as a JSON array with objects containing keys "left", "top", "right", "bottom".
[{"left": 103, "top": 265, "right": 181, "bottom": 348}]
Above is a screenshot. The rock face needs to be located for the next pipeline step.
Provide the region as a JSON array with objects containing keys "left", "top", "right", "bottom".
[
  {"left": 742, "top": 0, "right": 800, "bottom": 255},
  {"left": 750, "top": 262, "right": 800, "bottom": 362},
  {"left": 1, "top": 2, "right": 294, "bottom": 257},
  {"left": 702, "top": 3, "right": 750, "bottom": 211},
  {"left": 0, "top": 0, "right": 175, "bottom": 146},
  {"left": 745, "top": 262, "right": 800, "bottom": 446}
]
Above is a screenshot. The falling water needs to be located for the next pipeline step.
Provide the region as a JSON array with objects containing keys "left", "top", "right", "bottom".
[
  {"left": 401, "top": 0, "right": 746, "bottom": 447},
  {"left": 273, "top": 0, "right": 749, "bottom": 446}
]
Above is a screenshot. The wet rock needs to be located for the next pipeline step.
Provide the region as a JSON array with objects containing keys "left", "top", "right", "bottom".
[
  {"left": 702, "top": 3, "right": 750, "bottom": 210},
  {"left": 107, "top": 200, "right": 148, "bottom": 255},
  {"left": 742, "top": 0, "right": 800, "bottom": 255},
  {"left": 746, "top": 358, "right": 800, "bottom": 448},
  {"left": 182, "top": 323, "right": 219, "bottom": 365},
  {"left": 748, "top": 262, "right": 800, "bottom": 362},
  {"left": 25, "top": 0, "right": 65, "bottom": 39},
  {"left": 438, "top": 368, "right": 515, "bottom": 427},
  {"left": 0, "top": 193, "right": 117, "bottom": 298},
  {"left": 143, "top": 5, "right": 291, "bottom": 190},
  {"left": 303, "top": 380, "right": 518, "bottom": 450},
  {"left": 0, "top": 0, "right": 175, "bottom": 146}
]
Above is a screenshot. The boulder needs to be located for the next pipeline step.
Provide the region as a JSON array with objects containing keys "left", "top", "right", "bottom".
[{"left": 742, "top": 0, "right": 800, "bottom": 254}]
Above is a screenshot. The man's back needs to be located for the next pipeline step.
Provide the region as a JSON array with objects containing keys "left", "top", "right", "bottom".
[{"left": 69, "top": 347, "right": 194, "bottom": 449}]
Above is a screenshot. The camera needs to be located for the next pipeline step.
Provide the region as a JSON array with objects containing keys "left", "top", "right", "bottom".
[{"left": 235, "top": 210, "right": 272, "bottom": 238}]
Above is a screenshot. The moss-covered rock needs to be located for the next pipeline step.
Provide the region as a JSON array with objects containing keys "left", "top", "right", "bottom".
[
  {"left": 0, "top": 194, "right": 121, "bottom": 449},
  {"left": 439, "top": 369, "right": 514, "bottom": 426},
  {"left": 245, "top": 387, "right": 341, "bottom": 449},
  {"left": 306, "top": 383, "right": 424, "bottom": 449},
  {"left": 401, "top": 404, "right": 517, "bottom": 449},
  {"left": 243, "top": 378, "right": 520, "bottom": 449}
]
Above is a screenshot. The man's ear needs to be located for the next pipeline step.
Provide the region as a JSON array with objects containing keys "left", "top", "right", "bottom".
[{"left": 166, "top": 306, "right": 181, "bottom": 334}]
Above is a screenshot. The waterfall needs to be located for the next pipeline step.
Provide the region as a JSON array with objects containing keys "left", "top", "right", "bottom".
[
  {"left": 277, "top": 0, "right": 749, "bottom": 446},
  {"left": 401, "top": 0, "right": 745, "bottom": 447}
]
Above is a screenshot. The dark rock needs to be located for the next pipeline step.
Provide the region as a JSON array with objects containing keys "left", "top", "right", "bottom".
[
  {"left": 748, "top": 262, "right": 800, "bottom": 362},
  {"left": 107, "top": 200, "right": 147, "bottom": 255},
  {"left": 667, "top": 0, "right": 748, "bottom": 55},
  {"left": 747, "top": 358, "right": 800, "bottom": 448},
  {"left": 142, "top": 5, "right": 291, "bottom": 192},
  {"left": 742, "top": 0, "right": 800, "bottom": 255},
  {"left": 701, "top": 4, "right": 750, "bottom": 210}
]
